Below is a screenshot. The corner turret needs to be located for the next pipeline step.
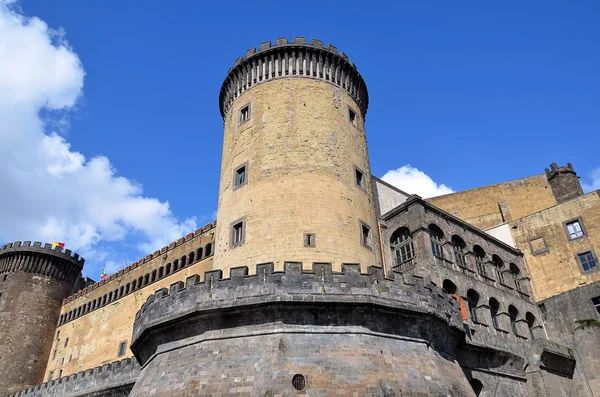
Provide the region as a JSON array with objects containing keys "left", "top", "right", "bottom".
[{"left": 545, "top": 162, "right": 584, "bottom": 204}]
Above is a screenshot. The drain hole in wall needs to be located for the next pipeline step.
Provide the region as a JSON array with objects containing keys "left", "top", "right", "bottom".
[{"left": 292, "top": 374, "right": 306, "bottom": 390}]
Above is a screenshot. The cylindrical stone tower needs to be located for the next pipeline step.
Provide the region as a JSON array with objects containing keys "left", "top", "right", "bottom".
[
  {"left": 0, "top": 242, "right": 84, "bottom": 395},
  {"left": 215, "top": 37, "right": 381, "bottom": 275}
]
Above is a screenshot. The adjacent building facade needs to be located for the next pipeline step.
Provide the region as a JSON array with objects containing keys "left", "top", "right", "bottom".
[{"left": 0, "top": 38, "right": 597, "bottom": 396}]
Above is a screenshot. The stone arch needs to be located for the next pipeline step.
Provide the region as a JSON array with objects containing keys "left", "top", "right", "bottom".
[
  {"left": 508, "top": 305, "right": 519, "bottom": 334},
  {"left": 469, "top": 378, "right": 483, "bottom": 396},
  {"left": 466, "top": 289, "right": 480, "bottom": 322},
  {"left": 442, "top": 279, "right": 457, "bottom": 295},
  {"left": 429, "top": 224, "right": 444, "bottom": 259},
  {"left": 390, "top": 227, "right": 414, "bottom": 269}
]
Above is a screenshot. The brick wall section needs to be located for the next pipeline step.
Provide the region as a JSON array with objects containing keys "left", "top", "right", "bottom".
[
  {"left": 510, "top": 191, "right": 600, "bottom": 300},
  {"left": 427, "top": 174, "right": 557, "bottom": 230},
  {"left": 545, "top": 163, "right": 584, "bottom": 204}
]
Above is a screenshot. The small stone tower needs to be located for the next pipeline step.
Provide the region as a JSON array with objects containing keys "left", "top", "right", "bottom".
[
  {"left": 0, "top": 242, "right": 84, "bottom": 395},
  {"left": 214, "top": 37, "right": 381, "bottom": 275},
  {"left": 545, "top": 162, "right": 584, "bottom": 204}
]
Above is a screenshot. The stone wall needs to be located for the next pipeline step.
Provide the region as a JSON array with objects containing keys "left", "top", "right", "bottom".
[
  {"left": 43, "top": 226, "right": 215, "bottom": 382},
  {"left": 3, "top": 358, "right": 139, "bottom": 397},
  {"left": 427, "top": 174, "right": 556, "bottom": 231},
  {"left": 510, "top": 191, "right": 600, "bottom": 300}
]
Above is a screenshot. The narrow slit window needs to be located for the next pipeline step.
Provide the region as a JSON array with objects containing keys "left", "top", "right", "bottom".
[
  {"left": 64, "top": 337, "right": 69, "bottom": 348},
  {"left": 361, "top": 223, "right": 371, "bottom": 249},
  {"left": 355, "top": 168, "right": 364, "bottom": 189},
  {"left": 231, "top": 219, "right": 246, "bottom": 248},
  {"left": 304, "top": 233, "right": 315, "bottom": 247},
  {"left": 234, "top": 164, "right": 247, "bottom": 188},
  {"left": 348, "top": 108, "right": 357, "bottom": 126},
  {"left": 118, "top": 341, "right": 127, "bottom": 357},
  {"left": 239, "top": 104, "right": 250, "bottom": 124}
]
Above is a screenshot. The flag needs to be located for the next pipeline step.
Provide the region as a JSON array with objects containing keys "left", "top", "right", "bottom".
[
  {"left": 100, "top": 267, "right": 108, "bottom": 280},
  {"left": 451, "top": 294, "right": 469, "bottom": 321},
  {"left": 52, "top": 241, "right": 65, "bottom": 250}
]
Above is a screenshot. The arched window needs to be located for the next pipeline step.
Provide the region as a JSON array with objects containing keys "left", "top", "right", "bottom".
[
  {"left": 473, "top": 245, "right": 487, "bottom": 277},
  {"left": 467, "top": 289, "right": 480, "bottom": 323},
  {"left": 429, "top": 224, "right": 444, "bottom": 259},
  {"left": 442, "top": 279, "right": 457, "bottom": 294},
  {"left": 205, "top": 243, "right": 213, "bottom": 257},
  {"left": 181, "top": 255, "right": 187, "bottom": 268},
  {"left": 158, "top": 267, "right": 164, "bottom": 278},
  {"left": 469, "top": 379, "right": 483, "bottom": 396},
  {"left": 489, "top": 298, "right": 500, "bottom": 328},
  {"left": 189, "top": 251, "right": 195, "bottom": 264},
  {"left": 510, "top": 263, "right": 522, "bottom": 292},
  {"left": 452, "top": 235, "right": 467, "bottom": 268},
  {"left": 492, "top": 255, "right": 505, "bottom": 285},
  {"left": 165, "top": 263, "right": 171, "bottom": 275},
  {"left": 390, "top": 227, "right": 415, "bottom": 269},
  {"left": 197, "top": 247, "right": 204, "bottom": 260},
  {"left": 508, "top": 305, "right": 519, "bottom": 334},
  {"left": 173, "top": 259, "right": 179, "bottom": 272},
  {"left": 526, "top": 312, "right": 536, "bottom": 339}
]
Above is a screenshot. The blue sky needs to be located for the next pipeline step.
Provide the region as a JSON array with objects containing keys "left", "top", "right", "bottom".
[{"left": 1, "top": 1, "right": 599, "bottom": 278}]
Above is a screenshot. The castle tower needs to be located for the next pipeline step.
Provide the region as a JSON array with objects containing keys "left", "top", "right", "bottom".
[
  {"left": 0, "top": 242, "right": 84, "bottom": 395},
  {"left": 545, "top": 162, "right": 584, "bottom": 204},
  {"left": 214, "top": 37, "right": 381, "bottom": 274}
]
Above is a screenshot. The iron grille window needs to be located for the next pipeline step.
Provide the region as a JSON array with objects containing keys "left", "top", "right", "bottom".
[
  {"left": 566, "top": 220, "right": 584, "bottom": 239},
  {"left": 579, "top": 251, "right": 597, "bottom": 272}
]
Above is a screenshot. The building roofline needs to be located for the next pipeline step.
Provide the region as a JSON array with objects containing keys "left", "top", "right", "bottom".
[
  {"left": 382, "top": 195, "right": 523, "bottom": 256},
  {"left": 371, "top": 175, "right": 412, "bottom": 197}
]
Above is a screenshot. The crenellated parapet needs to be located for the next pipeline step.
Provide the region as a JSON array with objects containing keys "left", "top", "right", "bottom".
[
  {"left": 2, "top": 357, "right": 140, "bottom": 397},
  {"left": 0, "top": 241, "right": 84, "bottom": 285},
  {"left": 219, "top": 37, "right": 369, "bottom": 119},
  {"left": 131, "top": 261, "right": 465, "bottom": 365},
  {"left": 61, "top": 220, "right": 216, "bottom": 305}
]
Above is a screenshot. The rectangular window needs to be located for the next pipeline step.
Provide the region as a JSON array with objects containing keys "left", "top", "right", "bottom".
[
  {"left": 360, "top": 222, "right": 371, "bottom": 249},
  {"left": 239, "top": 104, "right": 250, "bottom": 125},
  {"left": 348, "top": 108, "right": 357, "bottom": 126},
  {"left": 233, "top": 163, "right": 248, "bottom": 189},
  {"left": 566, "top": 220, "right": 584, "bottom": 239},
  {"left": 118, "top": 341, "right": 127, "bottom": 357},
  {"left": 230, "top": 218, "right": 246, "bottom": 248},
  {"left": 578, "top": 251, "right": 597, "bottom": 272},
  {"left": 592, "top": 297, "right": 600, "bottom": 318},
  {"left": 304, "top": 233, "right": 315, "bottom": 247},
  {"left": 355, "top": 167, "right": 364, "bottom": 189},
  {"left": 64, "top": 337, "right": 69, "bottom": 348}
]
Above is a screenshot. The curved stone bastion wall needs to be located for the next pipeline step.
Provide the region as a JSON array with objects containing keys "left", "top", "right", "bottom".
[{"left": 128, "top": 262, "right": 477, "bottom": 396}]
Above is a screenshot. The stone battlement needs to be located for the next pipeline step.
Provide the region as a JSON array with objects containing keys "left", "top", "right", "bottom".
[
  {"left": 61, "top": 220, "right": 216, "bottom": 305},
  {"left": 131, "top": 262, "right": 465, "bottom": 365},
  {"left": 545, "top": 162, "right": 577, "bottom": 180},
  {"left": 3, "top": 358, "right": 140, "bottom": 397},
  {"left": 219, "top": 37, "right": 369, "bottom": 118},
  {"left": 0, "top": 241, "right": 84, "bottom": 267}
]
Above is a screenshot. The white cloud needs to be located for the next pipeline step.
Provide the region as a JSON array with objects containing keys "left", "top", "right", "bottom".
[
  {"left": 0, "top": 2, "right": 197, "bottom": 274},
  {"left": 582, "top": 167, "right": 600, "bottom": 193},
  {"left": 381, "top": 165, "right": 453, "bottom": 198}
]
